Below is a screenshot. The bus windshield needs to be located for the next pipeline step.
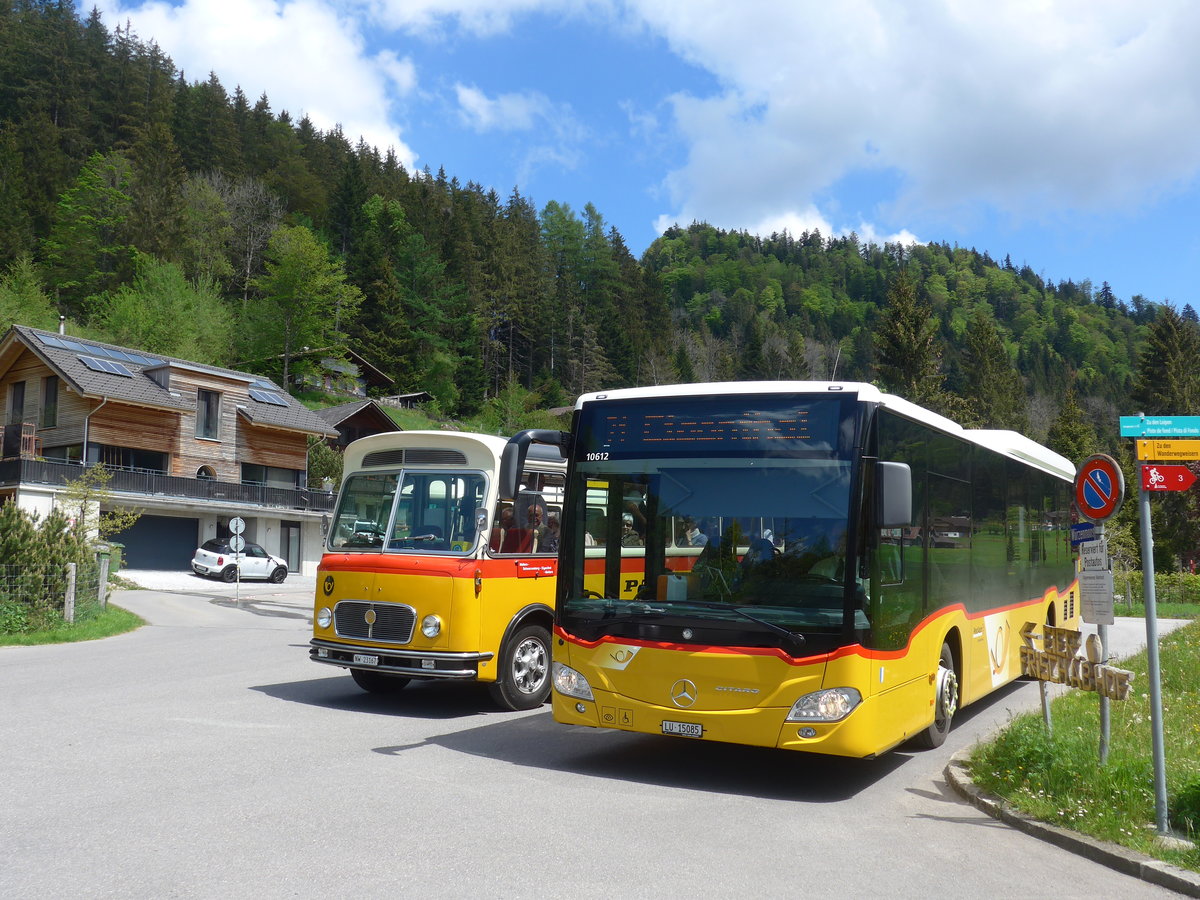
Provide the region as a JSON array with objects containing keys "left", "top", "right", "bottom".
[
  {"left": 559, "top": 394, "right": 866, "bottom": 650},
  {"left": 329, "top": 470, "right": 486, "bottom": 553}
]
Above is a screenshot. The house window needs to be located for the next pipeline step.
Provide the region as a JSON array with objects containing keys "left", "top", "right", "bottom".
[
  {"left": 40, "top": 376, "right": 58, "bottom": 428},
  {"left": 7, "top": 381, "right": 25, "bottom": 425},
  {"left": 241, "top": 463, "right": 301, "bottom": 488},
  {"left": 197, "top": 389, "right": 220, "bottom": 439}
]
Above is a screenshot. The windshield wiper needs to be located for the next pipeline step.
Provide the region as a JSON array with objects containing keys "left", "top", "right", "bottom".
[
  {"left": 732, "top": 606, "right": 806, "bottom": 655},
  {"left": 661, "top": 601, "right": 807, "bottom": 656}
]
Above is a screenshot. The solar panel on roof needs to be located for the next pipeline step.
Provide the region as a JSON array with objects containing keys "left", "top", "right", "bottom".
[
  {"left": 248, "top": 388, "right": 289, "bottom": 406},
  {"left": 79, "top": 355, "right": 133, "bottom": 377},
  {"left": 36, "top": 333, "right": 68, "bottom": 349}
]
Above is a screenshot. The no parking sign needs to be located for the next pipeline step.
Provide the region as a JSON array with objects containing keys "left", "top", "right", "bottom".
[{"left": 1074, "top": 454, "right": 1125, "bottom": 523}]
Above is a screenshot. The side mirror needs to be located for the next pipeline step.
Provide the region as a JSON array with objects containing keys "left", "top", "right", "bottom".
[
  {"left": 475, "top": 507, "right": 490, "bottom": 534},
  {"left": 499, "top": 429, "right": 569, "bottom": 501},
  {"left": 320, "top": 513, "right": 330, "bottom": 538},
  {"left": 877, "top": 462, "right": 912, "bottom": 529}
]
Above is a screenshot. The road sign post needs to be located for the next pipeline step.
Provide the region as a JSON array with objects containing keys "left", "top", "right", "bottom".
[
  {"left": 1123, "top": 417, "right": 1196, "bottom": 837},
  {"left": 1138, "top": 480, "right": 1170, "bottom": 835},
  {"left": 1072, "top": 458, "right": 1124, "bottom": 767},
  {"left": 229, "top": 517, "right": 246, "bottom": 604}
]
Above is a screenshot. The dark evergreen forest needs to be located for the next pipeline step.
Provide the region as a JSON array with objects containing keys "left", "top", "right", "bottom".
[{"left": 3, "top": 1, "right": 1200, "bottom": 458}]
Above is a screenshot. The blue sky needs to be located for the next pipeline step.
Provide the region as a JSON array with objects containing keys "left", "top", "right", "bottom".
[{"left": 91, "top": 0, "right": 1200, "bottom": 309}]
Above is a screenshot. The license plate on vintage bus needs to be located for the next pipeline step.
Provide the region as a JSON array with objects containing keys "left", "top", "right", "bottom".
[
  {"left": 353, "top": 654, "right": 379, "bottom": 666},
  {"left": 661, "top": 720, "right": 702, "bottom": 738}
]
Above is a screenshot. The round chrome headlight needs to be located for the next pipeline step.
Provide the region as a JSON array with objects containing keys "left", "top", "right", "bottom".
[
  {"left": 421, "top": 614, "right": 442, "bottom": 638},
  {"left": 316, "top": 607, "right": 332, "bottom": 628}
]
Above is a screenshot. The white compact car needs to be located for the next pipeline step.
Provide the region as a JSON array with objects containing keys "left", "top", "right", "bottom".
[{"left": 191, "top": 539, "right": 289, "bottom": 583}]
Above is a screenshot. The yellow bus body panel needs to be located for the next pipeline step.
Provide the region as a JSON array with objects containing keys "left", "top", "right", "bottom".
[
  {"left": 553, "top": 577, "right": 1080, "bottom": 758},
  {"left": 313, "top": 555, "right": 555, "bottom": 684}
]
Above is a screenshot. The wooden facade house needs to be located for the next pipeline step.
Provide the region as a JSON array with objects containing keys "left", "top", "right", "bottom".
[{"left": 0, "top": 325, "right": 339, "bottom": 574}]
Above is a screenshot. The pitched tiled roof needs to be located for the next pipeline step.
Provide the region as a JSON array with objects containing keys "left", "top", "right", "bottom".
[
  {"left": 5, "top": 325, "right": 338, "bottom": 437},
  {"left": 314, "top": 399, "right": 399, "bottom": 430}
]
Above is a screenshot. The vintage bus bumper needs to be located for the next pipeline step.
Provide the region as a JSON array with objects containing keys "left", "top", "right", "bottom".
[{"left": 309, "top": 639, "right": 494, "bottom": 680}]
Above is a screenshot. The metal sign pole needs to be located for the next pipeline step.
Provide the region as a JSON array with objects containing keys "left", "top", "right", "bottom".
[
  {"left": 1095, "top": 526, "right": 1110, "bottom": 766},
  {"left": 1137, "top": 479, "right": 1170, "bottom": 835}
]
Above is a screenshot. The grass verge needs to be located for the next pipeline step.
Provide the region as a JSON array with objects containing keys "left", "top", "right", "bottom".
[
  {"left": 968, "top": 618, "right": 1200, "bottom": 872},
  {"left": 1109, "top": 600, "right": 1198, "bottom": 619},
  {"left": 0, "top": 603, "right": 143, "bottom": 647}
]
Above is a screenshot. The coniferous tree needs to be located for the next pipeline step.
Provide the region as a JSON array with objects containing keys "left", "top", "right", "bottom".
[
  {"left": 1131, "top": 306, "right": 1200, "bottom": 415},
  {"left": 1044, "top": 387, "right": 1098, "bottom": 462},
  {"left": 40, "top": 150, "right": 135, "bottom": 316},
  {"left": 125, "top": 120, "right": 187, "bottom": 259},
  {"left": 874, "top": 270, "right": 943, "bottom": 404},
  {"left": 959, "top": 307, "right": 1027, "bottom": 430}
]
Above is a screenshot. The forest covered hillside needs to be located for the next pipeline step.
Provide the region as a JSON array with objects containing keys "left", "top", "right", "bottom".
[{"left": 2, "top": 1, "right": 1197, "bottom": 459}]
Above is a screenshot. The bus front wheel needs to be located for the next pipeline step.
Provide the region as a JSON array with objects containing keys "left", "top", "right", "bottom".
[
  {"left": 915, "top": 642, "right": 958, "bottom": 749},
  {"left": 488, "top": 623, "right": 551, "bottom": 711},
  {"left": 350, "top": 668, "right": 410, "bottom": 694}
]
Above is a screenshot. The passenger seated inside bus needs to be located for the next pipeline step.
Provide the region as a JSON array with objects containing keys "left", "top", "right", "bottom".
[{"left": 497, "top": 494, "right": 546, "bottom": 553}]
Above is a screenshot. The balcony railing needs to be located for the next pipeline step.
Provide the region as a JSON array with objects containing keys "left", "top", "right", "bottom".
[{"left": 0, "top": 458, "right": 334, "bottom": 513}]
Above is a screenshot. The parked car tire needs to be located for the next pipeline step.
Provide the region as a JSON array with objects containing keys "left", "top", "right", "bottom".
[
  {"left": 269, "top": 566, "right": 287, "bottom": 584},
  {"left": 221, "top": 566, "right": 238, "bottom": 583}
]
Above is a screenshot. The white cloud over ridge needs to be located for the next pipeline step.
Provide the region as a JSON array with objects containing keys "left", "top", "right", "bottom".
[
  {"left": 627, "top": 0, "right": 1200, "bottom": 241},
  {"left": 94, "top": 0, "right": 418, "bottom": 168},
  {"left": 89, "top": 0, "right": 1200, "bottom": 258}
]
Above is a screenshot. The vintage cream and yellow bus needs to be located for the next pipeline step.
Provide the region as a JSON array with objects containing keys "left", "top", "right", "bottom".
[
  {"left": 501, "top": 382, "right": 1080, "bottom": 756},
  {"left": 310, "top": 430, "right": 565, "bottom": 709}
]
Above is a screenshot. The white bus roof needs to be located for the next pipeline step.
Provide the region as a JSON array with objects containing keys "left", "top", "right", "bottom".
[
  {"left": 573, "top": 381, "right": 1075, "bottom": 482},
  {"left": 342, "top": 430, "right": 510, "bottom": 472}
]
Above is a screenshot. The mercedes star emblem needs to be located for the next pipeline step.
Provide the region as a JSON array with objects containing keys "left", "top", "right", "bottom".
[{"left": 670, "top": 679, "right": 697, "bottom": 708}]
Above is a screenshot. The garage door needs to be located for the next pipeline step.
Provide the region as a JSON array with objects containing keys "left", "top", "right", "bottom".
[{"left": 115, "top": 515, "right": 200, "bottom": 570}]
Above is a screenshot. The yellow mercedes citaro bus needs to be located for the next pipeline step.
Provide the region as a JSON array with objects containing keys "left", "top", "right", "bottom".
[
  {"left": 501, "top": 382, "right": 1080, "bottom": 756},
  {"left": 310, "top": 431, "right": 565, "bottom": 710}
]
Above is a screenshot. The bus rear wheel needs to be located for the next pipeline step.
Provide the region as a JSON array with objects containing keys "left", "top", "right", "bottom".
[
  {"left": 915, "top": 642, "right": 958, "bottom": 749},
  {"left": 488, "top": 624, "right": 551, "bottom": 711},
  {"left": 350, "top": 668, "right": 410, "bottom": 694}
]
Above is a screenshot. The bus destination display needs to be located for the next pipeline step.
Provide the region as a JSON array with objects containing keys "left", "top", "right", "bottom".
[{"left": 578, "top": 396, "right": 844, "bottom": 459}]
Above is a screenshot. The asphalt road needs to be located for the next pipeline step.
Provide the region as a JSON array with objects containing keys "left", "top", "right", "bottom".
[{"left": 0, "top": 585, "right": 1187, "bottom": 899}]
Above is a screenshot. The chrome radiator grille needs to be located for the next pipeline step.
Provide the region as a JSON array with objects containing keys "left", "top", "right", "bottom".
[{"left": 333, "top": 601, "right": 416, "bottom": 644}]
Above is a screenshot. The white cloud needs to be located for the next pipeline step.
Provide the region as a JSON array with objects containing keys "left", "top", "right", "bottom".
[
  {"left": 454, "top": 84, "right": 549, "bottom": 132},
  {"left": 626, "top": 0, "right": 1200, "bottom": 242},
  {"left": 94, "top": 0, "right": 418, "bottom": 168},
  {"left": 367, "top": 0, "right": 604, "bottom": 37}
]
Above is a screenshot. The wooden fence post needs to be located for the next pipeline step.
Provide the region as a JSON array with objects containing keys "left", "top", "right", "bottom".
[
  {"left": 64, "top": 562, "right": 76, "bottom": 624},
  {"left": 97, "top": 554, "right": 110, "bottom": 609}
]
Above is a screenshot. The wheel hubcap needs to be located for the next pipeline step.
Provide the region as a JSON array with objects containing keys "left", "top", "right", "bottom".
[
  {"left": 936, "top": 664, "right": 958, "bottom": 723},
  {"left": 512, "top": 637, "right": 547, "bottom": 693}
]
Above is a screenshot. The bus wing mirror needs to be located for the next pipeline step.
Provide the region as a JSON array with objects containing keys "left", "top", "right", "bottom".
[
  {"left": 475, "top": 507, "right": 490, "bottom": 534},
  {"left": 320, "top": 513, "right": 330, "bottom": 538},
  {"left": 499, "top": 430, "right": 569, "bottom": 502},
  {"left": 878, "top": 462, "right": 912, "bottom": 529}
]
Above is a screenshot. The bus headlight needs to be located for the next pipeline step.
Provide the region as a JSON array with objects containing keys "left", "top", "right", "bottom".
[
  {"left": 552, "top": 662, "right": 594, "bottom": 700},
  {"left": 421, "top": 615, "right": 442, "bottom": 638},
  {"left": 785, "top": 687, "right": 862, "bottom": 723},
  {"left": 316, "top": 607, "right": 332, "bottom": 628}
]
